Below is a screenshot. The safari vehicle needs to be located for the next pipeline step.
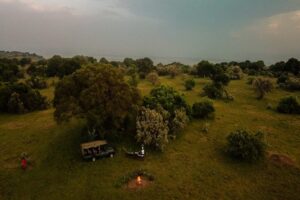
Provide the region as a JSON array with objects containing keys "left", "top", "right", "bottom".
[{"left": 81, "top": 140, "right": 115, "bottom": 161}]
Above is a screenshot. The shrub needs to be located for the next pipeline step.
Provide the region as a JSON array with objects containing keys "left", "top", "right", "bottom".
[
  {"left": 226, "top": 130, "right": 266, "bottom": 162},
  {"left": 146, "top": 72, "right": 160, "bottom": 85},
  {"left": 283, "top": 79, "right": 300, "bottom": 91},
  {"left": 136, "top": 107, "right": 169, "bottom": 151},
  {"left": 228, "top": 66, "right": 243, "bottom": 80},
  {"left": 203, "top": 84, "right": 223, "bottom": 99},
  {"left": 168, "top": 66, "right": 180, "bottom": 78},
  {"left": 185, "top": 79, "right": 196, "bottom": 91},
  {"left": 277, "top": 74, "right": 289, "bottom": 84},
  {"left": 156, "top": 66, "right": 169, "bottom": 76},
  {"left": 253, "top": 78, "right": 273, "bottom": 99},
  {"left": 212, "top": 73, "right": 230, "bottom": 86},
  {"left": 192, "top": 101, "right": 215, "bottom": 119},
  {"left": 170, "top": 108, "right": 189, "bottom": 134},
  {"left": 277, "top": 96, "right": 300, "bottom": 114}
]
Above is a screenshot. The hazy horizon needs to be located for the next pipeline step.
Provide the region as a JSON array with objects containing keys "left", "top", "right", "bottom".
[{"left": 1, "top": 0, "right": 300, "bottom": 64}]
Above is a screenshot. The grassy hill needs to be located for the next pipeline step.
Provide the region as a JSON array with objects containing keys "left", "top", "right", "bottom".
[
  {"left": 0, "top": 75, "right": 300, "bottom": 200},
  {"left": 0, "top": 51, "right": 44, "bottom": 61}
]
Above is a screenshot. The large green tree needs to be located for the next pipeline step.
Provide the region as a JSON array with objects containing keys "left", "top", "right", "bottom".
[
  {"left": 53, "top": 65, "right": 141, "bottom": 132},
  {"left": 136, "top": 57, "right": 155, "bottom": 78}
]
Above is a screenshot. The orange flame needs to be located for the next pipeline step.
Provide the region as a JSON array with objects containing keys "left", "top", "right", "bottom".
[{"left": 136, "top": 176, "right": 142, "bottom": 185}]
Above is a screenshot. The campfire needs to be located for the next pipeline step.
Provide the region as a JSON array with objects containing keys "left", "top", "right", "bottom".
[{"left": 136, "top": 176, "right": 142, "bottom": 185}]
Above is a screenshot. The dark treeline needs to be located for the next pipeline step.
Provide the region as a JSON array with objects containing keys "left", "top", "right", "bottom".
[{"left": 0, "top": 53, "right": 300, "bottom": 115}]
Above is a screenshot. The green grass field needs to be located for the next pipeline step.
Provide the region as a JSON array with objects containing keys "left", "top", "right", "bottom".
[{"left": 1, "top": 75, "right": 300, "bottom": 200}]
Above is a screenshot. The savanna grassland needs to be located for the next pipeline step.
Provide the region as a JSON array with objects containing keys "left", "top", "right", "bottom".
[{"left": 1, "top": 75, "right": 300, "bottom": 200}]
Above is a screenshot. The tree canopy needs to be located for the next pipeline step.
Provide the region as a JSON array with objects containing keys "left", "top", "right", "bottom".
[
  {"left": 143, "top": 85, "right": 191, "bottom": 117},
  {"left": 53, "top": 64, "right": 141, "bottom": 132}
]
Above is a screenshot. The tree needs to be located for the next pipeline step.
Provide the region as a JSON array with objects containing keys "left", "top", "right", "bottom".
[
  {"left": 285, "top": 58, "right": 300, "bottom": 75},
  {"left": 53, "top": 65, "right": 141, "bottom": 132},
  {"left": 136, "top": 57, "right": 154, "bottom": 78},
  {"left": 26, "top": 76, "right": 48, "bottom": 89},
  {"left": 58, "top": 58, "right": 81, "bottom": 78},
  {"left": 185, "top": 79, "right": 196, "bottom": 91},
  {"left": 99, "top": 57, "right": 109, "bottom": 64},
  {"left": 196, "top": 61, "right": 221, "bottom": 77},
  {"left": 146, "top": 72, "right": 160, "bottom": 85},
  {"left": 46, "top": 56, "right": 81, "bottom": 78},
  {"left": 19, "top": 57, "right": 31, "bottom": 66},
  {"left": 143, "top": 85, "right": 191, "bottom": 117},
  {"left": 192, "top": 101, "right": 215, "bottom": 119},
  {"left": 123, "top": 58, "right": 136, "bottom": 67},
  {"left": 27, "top": 63, "right": 46, "bottom": 77},
  {"left": 226, "top": 130, "right": 266, "bottom": 162},
  {"left": 7, "top": 92, "right": 25, "bottom": 114},
  {"left": 46, "top": 55, "right": 63, "bottom": 77},
  {"left": 0, "top": 83, "right": 48, "bottom": 113},
  {"left": 277, "top": 96, "right": 300, "bottom": 114},
  {"left": 253, "top": 78, "right": 273, "bottom": 99},
  {"left": 0, "top": 58, "right": 20, "bottom": 82},
  {"left": 136, "top": 107, "right": 169, "bottom": 151}
]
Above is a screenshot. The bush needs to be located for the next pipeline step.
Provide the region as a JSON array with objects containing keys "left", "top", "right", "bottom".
[
  {"left": 0, "top": 83, "right": 48, "bottom": 114},
  {"left": 277, "top": 74, "right": 289, "bottom": 84},
  {"left": 253, "top": 78, "right": 273, "bottom": 99},
  {"left": 203, "top": 84, "right": 223, "bottom": 99},
  {"left": 170, "top": 108, "right": 189, "bottom": 134},
  {"left": 283, "top": 79, "right": 300, "bottom": 91},
  {"left": 156, "top": 66, "right": 169, "bottom": 76},
  {"left": 226, "top": 130, "right": 266, "bottom": 162},
  {"left": 146, "top": 72, "right": 160, "bottom": 85},
  {"left": 136, "top": 107, "right": 169, "bottom": 151},
  {"left": 185, "top": 79, "right": 196, "bottom": 91},
  {"left": 168, "top": 66, "right": 180, "bottom": 78},
  {"left": 192, "top": 101, "right": 215, "bottom": 118},
  {"left": 277, "top": 96, "right": 300, "bottom": 114},
  {"left": 227, "top": 66, "right": 243, "bottom": 80}
]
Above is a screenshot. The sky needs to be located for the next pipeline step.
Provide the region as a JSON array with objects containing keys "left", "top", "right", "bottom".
[{"left": 1, "top": 0, "right": 300, "bottom": 64}]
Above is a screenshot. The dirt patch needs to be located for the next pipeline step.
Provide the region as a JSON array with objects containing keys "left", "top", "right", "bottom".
[
  {"left": 268, "top": 152, "right": 297, "bottom": 168},
  {"left": 124, "top": 176, "right": 152, "bottom": 190}
]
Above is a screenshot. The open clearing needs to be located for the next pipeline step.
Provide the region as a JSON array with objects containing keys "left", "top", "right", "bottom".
[{"left": 1, "top": 76, "right": 300, "bottom": 200}]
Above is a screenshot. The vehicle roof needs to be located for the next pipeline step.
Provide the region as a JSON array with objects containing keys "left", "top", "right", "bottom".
[{"left": 81, "top": 140, "right": 107, "bottom": 149}]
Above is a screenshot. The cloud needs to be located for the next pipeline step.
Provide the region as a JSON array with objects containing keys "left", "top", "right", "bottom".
[
  {"left": 0, "top": 0, "right": 75, "bottom": 14},
  {"left": 228, "top": 10, "right": 300, "bottom": 60}
]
